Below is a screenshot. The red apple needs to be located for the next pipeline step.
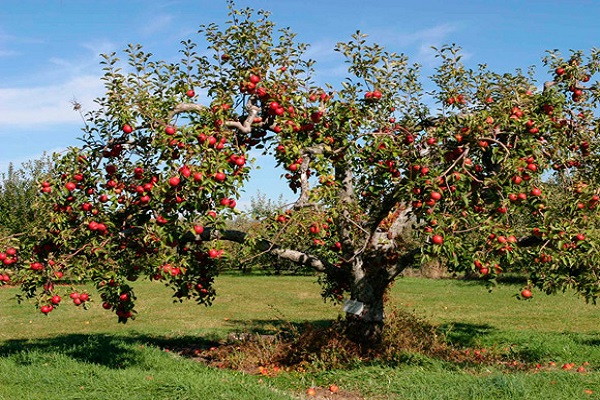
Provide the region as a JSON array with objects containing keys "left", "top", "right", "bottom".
[
  {"left": 169, "top": 176, "right": 181, "bottom": 187},
  {"left": 214, "top": 172, "right": 226, "bottom": 182},
  {"left": 40, "top": 305, "right": 53, "bottom": 314},
  {"left": 429, "top": 192, "right": 442, "bottom": 201},
  {"left": 530, "top": 188, "right": 542, "bottom": 196}
]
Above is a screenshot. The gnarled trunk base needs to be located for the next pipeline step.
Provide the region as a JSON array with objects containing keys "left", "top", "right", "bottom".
[
  {"left": 344, "top": 259, "right": 389, "bottom": 346},
  {"left": 344, "top": 313, "right": 384, "bottom": 345}
]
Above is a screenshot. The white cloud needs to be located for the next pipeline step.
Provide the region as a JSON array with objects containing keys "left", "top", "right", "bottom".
[
  {"left": 140, "top": 14, "right": 175, "bottom": 37},
  {"left": 305, "top": 39, "right": 340, "bottom": 62},
  {"left": 0, "top": 75, "right": 103, "bottom": 127},
  {"left": 0, "top": 39, "right": 115, "bottom": 128},
  {"left": 358, "top": 23, "right": 460, "bottom": 67},
  {"left": 0, "top": 49, "right": 17, "bottom": 57}
]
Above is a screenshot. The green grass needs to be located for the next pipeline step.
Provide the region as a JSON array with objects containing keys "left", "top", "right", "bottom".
[{"left": 1, "top": 275, "right": 600, "bottom": 399}]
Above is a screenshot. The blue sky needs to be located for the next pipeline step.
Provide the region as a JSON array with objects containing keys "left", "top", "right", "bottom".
[{"left": 2, "top": 0, "right": 600, "bottom": 207}]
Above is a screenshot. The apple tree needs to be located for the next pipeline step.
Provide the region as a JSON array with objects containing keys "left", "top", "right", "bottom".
[{"left": 4, "top": 2, "right": 600, "bottom": 343}]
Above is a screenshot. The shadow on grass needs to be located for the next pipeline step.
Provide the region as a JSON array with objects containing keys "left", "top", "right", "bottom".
[
  {"left": 0, "top": 319, "right": 333, "bottom": 369},
  {"left": 0, "top": 333, "right": 217, "bottom": 369},
  {"left": 223, "top": 318, "right": 333, "bottom": 336},
  {"left": 438, "top": 322, "right": 497, "bottom": 347}
]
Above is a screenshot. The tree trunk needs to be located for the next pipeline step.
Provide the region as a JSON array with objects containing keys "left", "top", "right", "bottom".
[{"left": 344, "top": 257, "right": 390, "bottom": 346}]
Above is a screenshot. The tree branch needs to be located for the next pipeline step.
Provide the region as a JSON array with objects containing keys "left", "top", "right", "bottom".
[
  {"left": 185, "top": 229, "right": 331, "bottom": 273},
  {"left": 224, "top": 99, "right": 261, "bottom": 133}
]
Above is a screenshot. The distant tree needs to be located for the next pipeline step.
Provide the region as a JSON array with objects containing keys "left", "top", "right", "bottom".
[{"left": 0, "top": 155, "right": 52, "bottom": 236}]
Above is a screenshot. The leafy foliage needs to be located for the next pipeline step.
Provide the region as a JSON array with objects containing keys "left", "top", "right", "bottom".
[{"left": 3, "top": 2, "right": 600, "bottom": 342}]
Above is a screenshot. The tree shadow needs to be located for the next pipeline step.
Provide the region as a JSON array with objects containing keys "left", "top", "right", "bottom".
[
  {"left": 0, "top": 318, "right": 334, "bottom": 369},
  {"left": 223, "top": 318, "right": 333, "bottom": 336},
  {"left": 0, "top": 332, "right": 220, "bottom": 369},
  {"left": 438, "top": 322, "right": 497, "bottom": 347}
]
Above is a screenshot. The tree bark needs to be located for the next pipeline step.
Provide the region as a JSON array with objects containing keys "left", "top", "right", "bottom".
[{"left": 344, "top": 257, "right": 390, "bottom": 345}]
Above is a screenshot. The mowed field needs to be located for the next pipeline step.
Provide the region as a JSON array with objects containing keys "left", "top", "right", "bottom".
[{"left": 1, "top": 274, "right": 599, "bottom": 399}]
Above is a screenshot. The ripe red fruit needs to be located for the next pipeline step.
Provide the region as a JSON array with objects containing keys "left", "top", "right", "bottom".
[
  {"left": 234, "top": 156, "right": 246, "bottom": 167},
  {"left": 429, "top": 192, "right": 442, "bottom": 201},
  {"left": 329, "top": 384, "right": 339, "bottom": 393},
  {"left": 40, "top": 305, "right": 53, "bottom": 314},
  {"left": 65, "top": 182, "right": 77, "bottom": 191},
  {"left": 119, "top": 293, "right": 129, "bottom": 302},
  {"left": 555, "top": 67, "right": 565, "bottom": 76},
  {"left": 79, "top": 293, "right": 89, "bottom": 302},
  {"left": 194, "top": 225, "right": 204, "bottom": 235},
  {"left": 122, "top": 124, "right": 133, "bottom": 133},
  {"left": 208, "top": 249, "right": 219, "bottom": 258},
  {"left": 186, "top": 89, "right": 195, "bottom": 98},
  {"left": 431, "top": 235, "right": 444, "bottom": 245},
  {"left": 51, "top": 295, "right": 61, "bottom": 305},
  {"left": 526, "top": 163, "right": 537, "bottom": 172},
  {"left": 214, "top": 172, "right": 226, "bottom": 182},
  {"left": 169, "top": 176, "right": 181, "bottom": 187},
  {"left": 179, "top": 165, "right": 191, "bottom": 178},
  {"left": 530, "top": 188, "right": 542, "bottom": 196},
  {"left": 165, "top": 125, "right": 176, "bottom": 135},
  {"left": 521, "top": 289, "right": 533, "bottom": 299},
  {"left": 249, "top": 74, "right": 260, "bottom": 84}
]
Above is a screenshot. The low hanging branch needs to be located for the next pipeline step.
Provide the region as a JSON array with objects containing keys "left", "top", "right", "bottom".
[{"left": 183, "top": 228, "right": 332, "bottom": 273}]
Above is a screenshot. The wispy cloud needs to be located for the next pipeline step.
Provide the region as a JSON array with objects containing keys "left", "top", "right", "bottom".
[
  {"left": 0, "top": 49, "right": 17, "bottom": 57},
  {"left": 360, "top": 23, "right": 460, "bottom": 67},
  {"left": 0, "top": 30, "right": 44, "bottom": 58},
  {"left": 0, "top": 39, "right": 115, "bottom": 128},
  {"left": 140, "top": 14, "right": 175, "bottom": 37},
  {"left": 305, "top": 39, "right": 340, "bottom": 62},
  {"left": 0, "top": 75, "right": 103, "bottom": 127}
]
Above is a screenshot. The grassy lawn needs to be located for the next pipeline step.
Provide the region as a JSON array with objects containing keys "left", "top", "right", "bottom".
[{"left": 0, "top": 274, "right": 599, "bottom": 399}]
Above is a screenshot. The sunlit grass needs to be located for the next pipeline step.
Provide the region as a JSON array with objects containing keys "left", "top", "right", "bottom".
[{"left": 1, "top": 274, "right": 599, "bottom": 399}]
